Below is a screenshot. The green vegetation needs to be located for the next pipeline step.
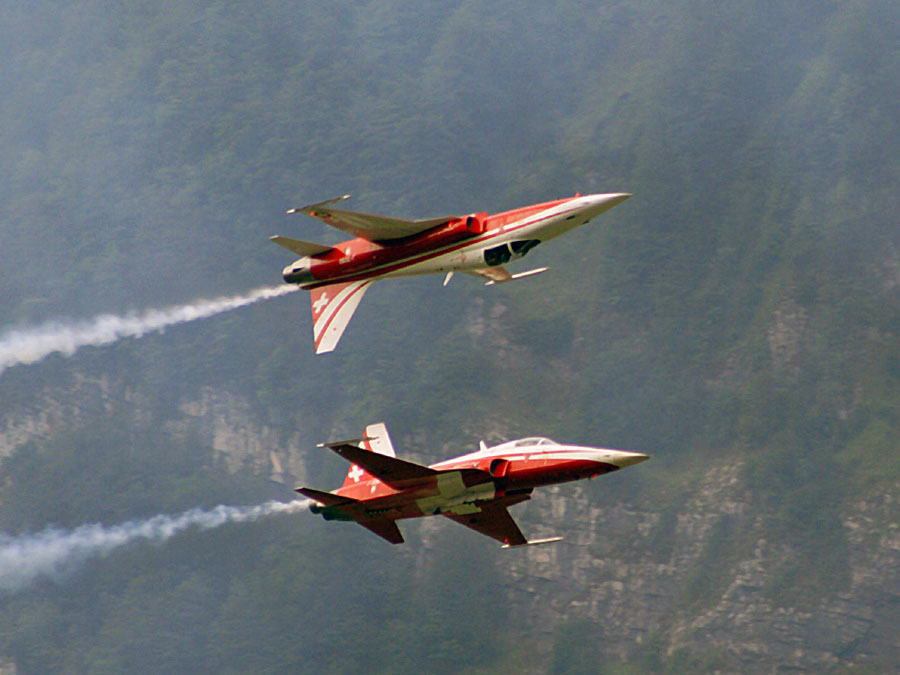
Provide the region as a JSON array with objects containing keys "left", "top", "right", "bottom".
[{"left": 2, "top": 0, "right": 899, "bottom": 671}]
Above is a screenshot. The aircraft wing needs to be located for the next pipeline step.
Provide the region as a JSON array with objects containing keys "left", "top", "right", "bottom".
[
  {"left": 320, "top": 441, "right": 438, "bottom": 488},
  {"left": 442, "top": 502, "right": 529, "bottom": 547},
  {"left": 310, "top": 280, "right": 373, "bottom": 354},
  {"left": 288, "top": 195, "right": 457, "bottom": 242}
]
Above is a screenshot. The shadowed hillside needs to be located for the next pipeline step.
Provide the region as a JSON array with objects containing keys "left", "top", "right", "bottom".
[{"left": 2, "top": 1, "right": 900, "bottom": 672}]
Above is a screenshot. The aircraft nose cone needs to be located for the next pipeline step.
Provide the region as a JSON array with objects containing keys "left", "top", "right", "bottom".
[
  {"left": 593, "top": 193, "right": 631, "bottom": 207},
  {"left": 609, "top": 192, "right": 631, "bottom": 204},
  {"left": 579, "top": 193, "right": 631, "bottom": 217},
  {"left": 615, "top": 451, "right": 649, "bottom": 468}
]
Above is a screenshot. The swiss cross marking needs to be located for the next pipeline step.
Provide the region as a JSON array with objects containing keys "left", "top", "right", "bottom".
[
  {"left": 312, "top": 293, "right": 330, "bottom": 314},
  {"left": 348, "top": 465, "right": 364, "bottom": 482}
]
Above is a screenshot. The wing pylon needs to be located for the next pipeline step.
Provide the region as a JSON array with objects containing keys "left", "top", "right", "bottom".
[{"left": 466, "top": 266, "right": 548, "bottom": 285}]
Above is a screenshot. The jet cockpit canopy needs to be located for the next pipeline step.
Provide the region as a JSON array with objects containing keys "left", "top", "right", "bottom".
[{"left": 487, "top": 437, "right": 557, "bottom": 453}]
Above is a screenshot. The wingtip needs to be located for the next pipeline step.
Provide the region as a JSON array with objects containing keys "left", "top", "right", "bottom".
[
  {"left": 317, "top": 436, "right": 375, "bottom": 449},
  {"left": 287, "top": 194, "right": 350, "bottom": 215},
  {"left": 501, "top": 536, "right": 564, "bottom": 549}
]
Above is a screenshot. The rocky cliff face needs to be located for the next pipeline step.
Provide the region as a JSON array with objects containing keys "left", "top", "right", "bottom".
[
  {"left": 176, "top": 387, "right": 309, "bottom": 484},
  {"left": 395, "top": 296, "right": 900, "bottom": 671},
  {"left": 490, "top": 463, "right": 900, "bottom": 671},
  {"left": 0, "top": 375, "right": 308, "bottom": 486},
  {"left": 1, "top": 374, "right": 127, "bottom": 458},
  {"left": 4, "top": 366, "right": 898, "bottom": 672}
]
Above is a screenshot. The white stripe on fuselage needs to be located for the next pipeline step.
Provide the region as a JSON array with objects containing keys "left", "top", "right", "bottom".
[
  {"left": 430, "top": 444, "right": 617, "bottom": 469},
  {"left": 386, "top": 200, "right": 583, "bottom": 278}
]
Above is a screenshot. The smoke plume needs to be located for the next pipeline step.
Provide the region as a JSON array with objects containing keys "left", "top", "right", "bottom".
[
  {"left": 0, "top": 499, "right": 310, "bottom": 593},
  {"left": 0, "top": 284, "right": 299, "bottom": 376}
]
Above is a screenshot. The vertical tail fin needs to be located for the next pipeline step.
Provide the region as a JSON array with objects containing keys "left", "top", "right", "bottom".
[
  {"left": 310, "top": 280, "right": 373, "bottom": 354},
  {"left": 362, "top": 422, "right": 396, "bottom": 457},
  {"left": 339, "top": 422, "right": 397, "bottom": 489}
]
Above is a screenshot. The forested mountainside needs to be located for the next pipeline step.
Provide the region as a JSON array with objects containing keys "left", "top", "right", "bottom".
[{"left": 2, "top": 1, "right": 900, "bottom": 672}]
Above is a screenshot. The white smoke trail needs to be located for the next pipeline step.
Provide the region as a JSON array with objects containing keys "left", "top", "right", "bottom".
[
  {"left": 0, "top": 499, "right": 310, "bottom": 593},
  {"left": 0, "top": 284, "right": 299, "bottom": 376}
]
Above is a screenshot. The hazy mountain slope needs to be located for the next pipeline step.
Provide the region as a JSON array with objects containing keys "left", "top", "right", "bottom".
[{"left": 2, "top": 1, "right": 900, "bottom": 672}]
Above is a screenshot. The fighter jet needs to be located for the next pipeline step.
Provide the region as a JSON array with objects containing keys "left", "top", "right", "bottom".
[
  {"left": 271, "top": 192, "right": 630, "bottom": 353},
  {"left": 297, "top": 423, "right": 648, "bottom": 547}
]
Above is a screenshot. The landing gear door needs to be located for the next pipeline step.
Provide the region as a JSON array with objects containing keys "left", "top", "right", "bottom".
[
  {"left": 484, "top": 244, "right": 512, "bottom": 267},
  {"left": 509, "top": 239, "right": 540, "bottom": 258},
  {"left": 483, "top": 240, "right": 541, "bottom": 267}
]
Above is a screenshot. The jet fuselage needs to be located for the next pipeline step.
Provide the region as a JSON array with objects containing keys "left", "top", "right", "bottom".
[
  {"left": 300, "top": 429, "right": 648, "bottom": 546},
  {"left": 282, "top": 193, "right": 630, "bottom": 288},
  {"left": 272, "top": 192, "right": 630, "bottom": 352}
]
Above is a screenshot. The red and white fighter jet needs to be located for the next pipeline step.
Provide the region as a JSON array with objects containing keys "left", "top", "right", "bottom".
[
  {"left": 271, "top": 192, "right": 630, "bottom": 353},
  {"left": 297, "top": 423, "right": 648, "bottom": 547}
]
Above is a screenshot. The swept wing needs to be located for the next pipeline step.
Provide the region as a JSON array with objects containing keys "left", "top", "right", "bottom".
[
  {"left": 319, "top": 440, "right": 438, "bottom": 488},
  {"left": 442, "top": 502, "right": 529, "bottom": 547},
  {"left": 288, "top": 195, "right": 457, "bottom": 242}
]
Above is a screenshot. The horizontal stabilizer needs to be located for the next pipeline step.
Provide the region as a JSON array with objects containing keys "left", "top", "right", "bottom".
[
  {"left": 319, "top": 441, "right": 438, "bottom": 488},
  {"left": 295, "top": 487, "right": 357, "bottom": 508},
  {"left": 269, "top": 235, "right": 333, "bottom": 257},
  {"left": 358, "top": 519, "right": 404, "bottom": 545},
  {"left": 501, "top": 536, "right": 564, "bottom": 549}
]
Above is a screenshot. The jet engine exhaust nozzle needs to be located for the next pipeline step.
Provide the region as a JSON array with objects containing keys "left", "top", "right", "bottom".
[{"left": 282, "top": 261, "right": 313, "bottom": 285}]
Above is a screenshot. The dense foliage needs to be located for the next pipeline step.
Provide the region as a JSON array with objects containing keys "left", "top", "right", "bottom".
[{"left": 2, "top": 0, "right": 899, "bottom": 671}]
